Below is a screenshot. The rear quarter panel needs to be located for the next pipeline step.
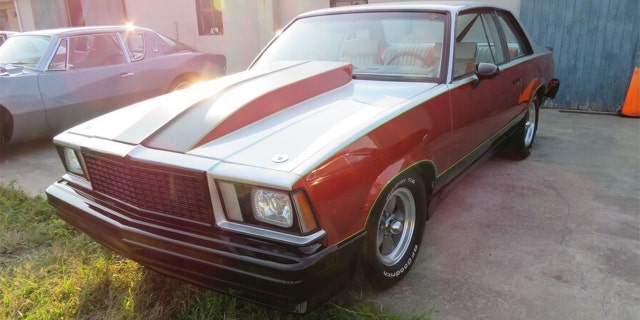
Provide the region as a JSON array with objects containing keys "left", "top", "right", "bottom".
[{"left": 135, "top": 53, "right": 225, "bottom": 96}]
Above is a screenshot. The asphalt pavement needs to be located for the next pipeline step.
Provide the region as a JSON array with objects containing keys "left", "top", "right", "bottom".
[{"left": 0, "top": 108, "right": 639, "bottom": 319}]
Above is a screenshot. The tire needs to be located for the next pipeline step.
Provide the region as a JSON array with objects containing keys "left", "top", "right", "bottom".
[
  {"left": 361, "top": 171, "right": 427, "bottom": 290},
  {"left": 168, "top": 74, "right": 200, "bottom": 91},
  {"left": 505, "top": 96, "right": 540, "bottom": 160},
  {"left": 0, "top": 112, "right": 5, "bottom": 161}
]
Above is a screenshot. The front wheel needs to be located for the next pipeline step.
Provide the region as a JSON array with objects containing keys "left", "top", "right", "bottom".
[
  {"left": 504, "top": 96, "right": 540, "bottom": 160},
  {"left": 0, "top": 112, "right": 6, "bottom": 160},
  {"left": 361, "top": 171, "right": 427, "bottom": 290}
]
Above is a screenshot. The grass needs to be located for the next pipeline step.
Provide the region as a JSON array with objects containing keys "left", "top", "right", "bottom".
[{"left": 0, "top": 182, "right": 430, "bottom": 319}]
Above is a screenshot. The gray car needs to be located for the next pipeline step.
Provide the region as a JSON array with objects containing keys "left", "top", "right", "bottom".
[
  {"left": 0, "top": 25, "right": 225, "bottom": 157},
  {"left": 0, "top": 31, "right": 17, "bottom": 46}
]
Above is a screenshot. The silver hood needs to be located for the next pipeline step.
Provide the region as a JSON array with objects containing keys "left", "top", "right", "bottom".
[{"left": 63, "top": 61, "right": 440, "bottom": 183}]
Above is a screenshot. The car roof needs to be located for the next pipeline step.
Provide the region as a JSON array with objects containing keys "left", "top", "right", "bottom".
[
  {"left": 16, "top": 25, "right": 152, "bottom": 37},
  {"left": 298, "top": 1, "right": 507, "bottom": 17}
]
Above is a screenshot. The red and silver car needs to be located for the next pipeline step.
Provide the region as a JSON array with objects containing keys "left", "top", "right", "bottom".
[{"left": 47, "top": 2, "right": 559, "bottom": 313}]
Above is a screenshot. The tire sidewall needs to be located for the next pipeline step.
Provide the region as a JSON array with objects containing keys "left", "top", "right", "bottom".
[
  {"left": 504, "top": 96, "right": 540, "bottom": 160},
  {"left": 362, "top": 171, "right": 427, "bottom": 290},
  {"left": 524, "top": 96, "right": 540, "bottom": 151}
]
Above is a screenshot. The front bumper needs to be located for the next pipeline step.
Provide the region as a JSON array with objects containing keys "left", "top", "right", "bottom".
[{"left": 46, "top": 180, "right": 363, "bottom": 313}]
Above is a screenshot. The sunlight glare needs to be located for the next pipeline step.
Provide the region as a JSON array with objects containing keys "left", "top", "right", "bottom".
[{"left": 213, "top": 0, "right": 225, "bottom": 11}]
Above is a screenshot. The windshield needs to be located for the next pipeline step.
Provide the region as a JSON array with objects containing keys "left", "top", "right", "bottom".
[
  {"left": 253, "top": 11, "right": 447, "bottom": 81},
  {"left": 0, "top": 35, "right": 51, "bottom": 67}
]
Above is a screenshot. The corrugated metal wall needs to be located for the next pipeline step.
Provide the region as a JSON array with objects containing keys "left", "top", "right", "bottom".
[{"left": 519, "top": 0, "right": 640, "bottom": 111}]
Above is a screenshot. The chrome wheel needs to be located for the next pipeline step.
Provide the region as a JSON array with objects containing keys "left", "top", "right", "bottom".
[
  {"left": 524, "top": 100, "right": 537, "bottom": 147},
  {"left": 376, "top": 187, "right": 416, "bottom": 266}
]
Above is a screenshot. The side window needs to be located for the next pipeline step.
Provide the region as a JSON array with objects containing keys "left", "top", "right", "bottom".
[
  {"left": 121, "top": 31, "right": 144, "bottom": 61},
  {"left": 496, "top": 13, "right": 530, "bottom": 60},
  {"left": 48, "top": 38, "right": 68, "bottom": 71},
  {"left": 69, "top": 34, "right": 126, "bottom": 69},
  {"left": 196, "top": 0, "right": 224, "bottom": 35},
  {"left": 454, "top": 12, "right": 505, "bottom": 78}
]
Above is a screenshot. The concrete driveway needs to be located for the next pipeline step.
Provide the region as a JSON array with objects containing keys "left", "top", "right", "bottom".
[
  {"left": 374, "top": 109, "right": 640, "bottom": 319},
  {"left": 0, "top": 109, "right": 638, "bottom": 319},
  {"left": 0, "top": 138, "right": 62, "bottom": 196}
]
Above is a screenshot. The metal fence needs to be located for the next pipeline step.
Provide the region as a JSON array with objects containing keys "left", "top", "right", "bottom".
[{"left": 519, "top": 0, "right": 640, "bottom": 111}]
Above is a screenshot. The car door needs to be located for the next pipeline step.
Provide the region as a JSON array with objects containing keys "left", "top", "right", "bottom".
[
  {"left": 446, "top": 10, "right": 522, "bottom": 173},
  {"left": 38, "top": 33, "right": 142, "bottom": 133},
  {"left": 120, "top": 30, "right": 185, "bottom": 98}
]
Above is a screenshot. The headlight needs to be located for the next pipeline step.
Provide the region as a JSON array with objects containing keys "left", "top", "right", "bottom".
[
  {"left": 217, "top": 182, "right": 319, "bottom": 234},
  {"left": 63, "top": 148, "right": 84, "bottom": 176},
  {"left": 252, "top": 188, "right": 293, "bottom": 228}
]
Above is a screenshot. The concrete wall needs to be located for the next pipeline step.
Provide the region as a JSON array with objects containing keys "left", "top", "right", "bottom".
[
  {"left": 124, "top": 0, "right": 268, "bottom": 72},
  {"left": 14, "top": 0, "right": 35, "bottom": 31}
]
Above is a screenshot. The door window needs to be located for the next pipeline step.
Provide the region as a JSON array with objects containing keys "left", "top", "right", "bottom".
[
  {"left": 68, "top": 34, "right": 126, "bottom": 69},
  {"left": 121, "top": 31, "right": 145, "bottom": 61},
  {"left": 496, "top": 13, "right": 531, "bottom": 60},
  {"left": 48, "top": 38, "right": 68, "bottom": 71},
  {"left": 454, "top": 12, "right": 505, "bottom": 78}
]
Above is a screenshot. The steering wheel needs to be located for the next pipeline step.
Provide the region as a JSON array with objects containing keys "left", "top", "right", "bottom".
[{"left": 386, "top": 52, "right": 430, "bottom": 66}]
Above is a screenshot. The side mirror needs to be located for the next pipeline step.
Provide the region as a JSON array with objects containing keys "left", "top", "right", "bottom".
[{"left": 475, "top": 62, "right": 499, "bottom": 79}]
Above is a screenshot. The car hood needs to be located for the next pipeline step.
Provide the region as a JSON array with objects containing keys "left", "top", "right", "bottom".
[
  {"left": 66, "top": 61, "right": 439, "bottom": 176},
  {"left": 0, "top": 64, "right": 35, "bottom": 76}
]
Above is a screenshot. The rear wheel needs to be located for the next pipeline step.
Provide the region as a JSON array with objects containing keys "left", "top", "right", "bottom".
[
  {"left": 361, "top": 171, "right": 427, "bottom": 290},
  {"left": 505, "top": 96, "right": 539, "bottom": 160},
  {"left": 168, "top": 74, "right": 200, "bottom": 91}
]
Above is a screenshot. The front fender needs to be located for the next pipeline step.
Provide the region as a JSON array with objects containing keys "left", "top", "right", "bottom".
[{"left": 0, "top": 74, "right": 49, "bottom": 143}]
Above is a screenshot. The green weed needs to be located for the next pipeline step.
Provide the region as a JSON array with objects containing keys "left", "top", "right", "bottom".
[{"left": 0, "top": 183, "right": 430, "bottom": 319}]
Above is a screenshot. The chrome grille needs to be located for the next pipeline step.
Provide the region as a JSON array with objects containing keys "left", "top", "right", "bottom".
[{"left": 84, "top": 154, "right": 213, "bottom": 225}]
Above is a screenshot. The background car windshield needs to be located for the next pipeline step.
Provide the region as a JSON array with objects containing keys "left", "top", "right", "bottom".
[
  {"left": 253, "top": 11, "right": 446, "bottom": 81},
  {"left": 0, "top": 35, "right": 50, "bottom": 67}
]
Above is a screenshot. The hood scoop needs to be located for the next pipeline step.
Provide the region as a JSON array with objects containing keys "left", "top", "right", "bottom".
[{"left": 142, "top": 61, "right": 353, "bottom": 152}]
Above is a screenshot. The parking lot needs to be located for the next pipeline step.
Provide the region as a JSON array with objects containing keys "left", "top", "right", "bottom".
[{"left": 1, "top": 108, "right": 639, "bottom": 319}]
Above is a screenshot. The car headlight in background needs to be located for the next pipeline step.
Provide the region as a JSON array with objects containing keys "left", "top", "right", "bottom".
[
  {"left": 218, "top": 181, "right": 319, "bottom": 235},
  {"left": 63, "top": 147, "right": 85, "bottom": 176}
]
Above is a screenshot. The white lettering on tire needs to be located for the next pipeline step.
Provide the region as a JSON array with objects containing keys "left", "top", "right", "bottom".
[{"left": 382, "top": 244, "right": 419, "bottom": 278}]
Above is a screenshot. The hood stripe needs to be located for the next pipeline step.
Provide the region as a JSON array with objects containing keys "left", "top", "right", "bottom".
[
  {"left": 194, "top": 61, "right": 353, "bottom": 148},
  {"left": 143, "top": 61, "right": 353, "bottom": 153},
  {"left": 113, "top": 61, "right": 306, "bottom": 145}
]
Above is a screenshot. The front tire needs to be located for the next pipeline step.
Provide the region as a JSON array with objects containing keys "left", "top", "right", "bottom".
[
  {"left": 0, "top": 112, "right": 6, "bottom": 160},
  {"left": 361, "top": 171, "right": 427, "bottom": 290},
  {"left": 505, "top": 96, "right": 540, "bottom": 160}
]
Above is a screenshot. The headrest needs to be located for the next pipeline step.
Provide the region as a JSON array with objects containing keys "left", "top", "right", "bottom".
[
  {"left": 455, "top": 42, "right": 477, "bottom": 60},
  {"left": 342, "top": 38, "right": 380, "bottom": 56}
]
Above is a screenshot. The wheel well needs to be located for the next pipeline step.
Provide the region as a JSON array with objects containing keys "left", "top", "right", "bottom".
[
  {"left": 411, "top": 161, "right": 436, "bottom": 196},
  {"left": 399, "top": 160, "right": 437, "bottom": 220},
  {"left": 0, "top": 105, "right": 13, "bottom": 144},
  {"left": 168, "top": 72, "right": 201, "bottom": 91},
  {"left": 535, "top": 88, "right": 545, "bottom": 104}
]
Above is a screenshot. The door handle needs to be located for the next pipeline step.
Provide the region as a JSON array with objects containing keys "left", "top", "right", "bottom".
[
  {"left": 120, "top": 72, "right": 135, "bottom": 78},
  {"left": 512, "top": 78, "right": 521, "bottom": 86}
]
